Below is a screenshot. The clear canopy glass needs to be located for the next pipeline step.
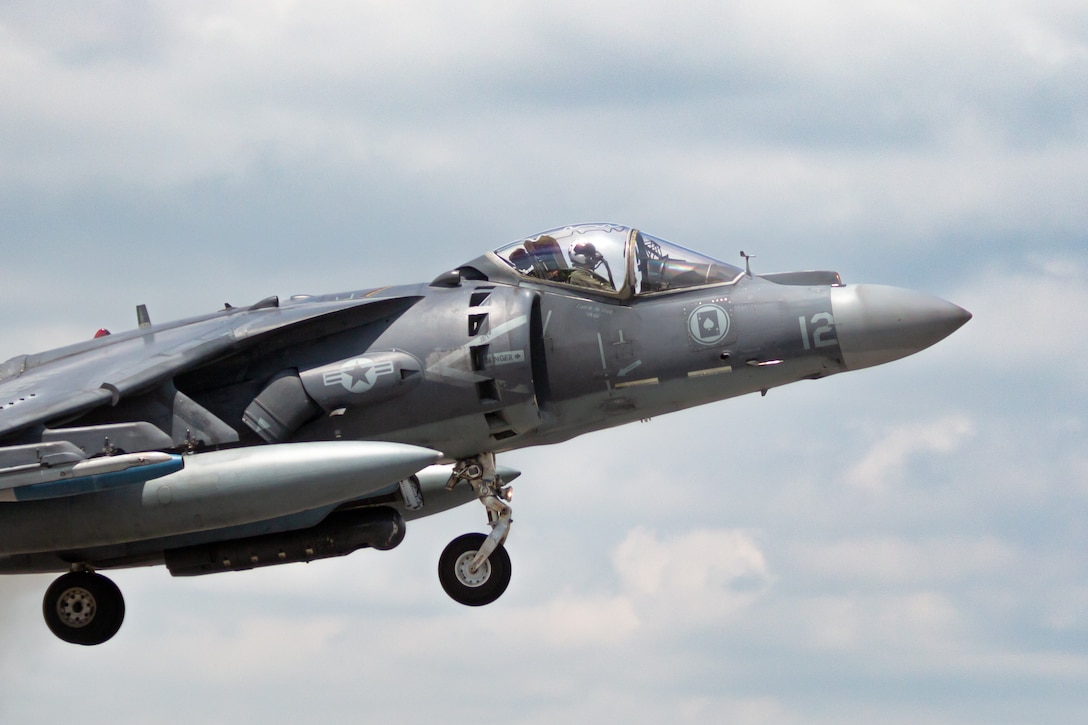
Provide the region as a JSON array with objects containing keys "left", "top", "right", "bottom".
[
  {"left": 494, "top": 224, "right": 631, "bottom": 293},
  {"left": 492, "top": 224, "right": 743, "bottom": 296},
  {"left": 632, "top": 232, "right": 743, "bottom": 294}
]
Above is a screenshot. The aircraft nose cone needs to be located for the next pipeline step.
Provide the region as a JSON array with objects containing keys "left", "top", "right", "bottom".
[{"left": 829, "top": 284, "right": 972, "bottom": 370}]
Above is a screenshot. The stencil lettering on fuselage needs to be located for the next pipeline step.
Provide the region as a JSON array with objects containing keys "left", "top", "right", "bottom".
[{"left": 490, "top": 350, "right": 526, "bottom": 366}]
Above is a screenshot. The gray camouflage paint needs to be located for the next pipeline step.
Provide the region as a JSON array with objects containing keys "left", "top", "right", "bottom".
[{"left": 0, "top": 224, "right": 969, "bottom": 575}]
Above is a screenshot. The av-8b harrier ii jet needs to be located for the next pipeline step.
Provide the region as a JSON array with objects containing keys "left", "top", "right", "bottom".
[{"left": 0, "top": 224, "right": 970, "bottom": 645}]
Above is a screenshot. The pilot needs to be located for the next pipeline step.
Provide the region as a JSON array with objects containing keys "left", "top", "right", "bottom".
[{"left": 567, "top": 242, "right": 613, "bottom": 290}]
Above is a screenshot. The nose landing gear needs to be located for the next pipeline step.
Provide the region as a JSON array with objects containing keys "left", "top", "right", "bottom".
[
  {"left": 42, "top": 569, "right": 125, "bottom": 646},
  {"left": 439, "top": 453, "right": 513, "bottom": 606}
]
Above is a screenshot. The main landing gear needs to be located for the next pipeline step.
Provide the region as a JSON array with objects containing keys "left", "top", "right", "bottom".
[
  {"left": 42, "top": 568, "right": 125, "bottom": 646},
  {"left": 439, "top": 453, "right": 513, "bottom": 606}
]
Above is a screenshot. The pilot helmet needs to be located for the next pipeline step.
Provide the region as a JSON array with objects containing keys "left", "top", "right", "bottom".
[{"left": 570, "top": 241, "right": 603, "bottom": 270}]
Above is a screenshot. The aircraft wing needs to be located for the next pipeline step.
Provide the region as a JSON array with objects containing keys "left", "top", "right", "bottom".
[{"left": 0, "top": 293, "right": 421, "bottom": 442}]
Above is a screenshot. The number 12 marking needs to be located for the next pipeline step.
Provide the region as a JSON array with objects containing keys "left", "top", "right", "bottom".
[{"left": 799, "top": 313, "right": 837, "bottom": 350}]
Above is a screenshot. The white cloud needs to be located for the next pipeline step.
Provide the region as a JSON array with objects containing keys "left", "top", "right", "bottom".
[
  {"left": 149, "top": 615, "right": 348, "bottom": 679},
  {"left": 846, "top": 415, "right": 976, "bottom": 490},
  {"left": 793, "top": 535, "right": 1021, "bottom": 585},
  {"left": 508, "top": 594, "right": 642, "bottom": 648},
  {"left": 613, "top": 526, "right": 772, "bottom": 623},
  {"left": 952, "top": 258, "right": 1088, "bottom": 391},
  {"left": 1043, "top": 585, "right": 1088, "bottom": 631},
  {"left": 797, "top": 590, "right": 961, "bottom": 654}
]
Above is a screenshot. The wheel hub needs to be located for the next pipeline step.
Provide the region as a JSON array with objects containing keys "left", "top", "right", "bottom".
[
  {"left": 56, "top": 587, "right": 96, "bottom": 628},
  {"left": 454, "top": 551, "right": 491, "bottom": 587}
]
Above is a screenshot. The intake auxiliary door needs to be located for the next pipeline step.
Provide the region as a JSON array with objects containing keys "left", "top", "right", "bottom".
[{"left": 462, "top": 285, "right": 545, "bottom": 442}]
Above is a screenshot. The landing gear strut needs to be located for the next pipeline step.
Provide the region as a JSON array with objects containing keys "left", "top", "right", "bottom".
[
  {"left": 439, "top": 453, "right": 513, "bottom": 606},
  {"left": 42, "top": 569, "right": 126, "bottom": 645}
]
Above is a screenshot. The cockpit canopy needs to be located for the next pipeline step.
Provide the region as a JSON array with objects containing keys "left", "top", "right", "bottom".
[{"left": 490, "top": 224, "right": 744, "bottom": 297}]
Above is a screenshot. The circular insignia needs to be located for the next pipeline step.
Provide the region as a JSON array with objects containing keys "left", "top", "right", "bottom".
[
  {"left": 687, "top": 304, "right": 730, "bottom": 346},
  {"left": 339, "top": 358, "right": 377, "bottom": 393}
]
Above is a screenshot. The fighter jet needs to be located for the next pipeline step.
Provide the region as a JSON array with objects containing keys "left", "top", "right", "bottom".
[{"left": 0, "top": 223, "right": 970, "bottom": 645}]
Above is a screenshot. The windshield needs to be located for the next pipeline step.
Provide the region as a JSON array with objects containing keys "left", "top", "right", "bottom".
[
  {"left": 494, "top": 224, "right": 631, "bottom": 294},
  {"left": 633, "top": 232, "right": 743, "bottom": 294}
]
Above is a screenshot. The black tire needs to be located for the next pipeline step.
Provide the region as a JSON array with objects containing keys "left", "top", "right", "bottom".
[
  {"left": 42, "top": 572, "right": 125, "bottom": 646},
  {"left": 438, "top": 532, "right": 511, "bottom": 606}
]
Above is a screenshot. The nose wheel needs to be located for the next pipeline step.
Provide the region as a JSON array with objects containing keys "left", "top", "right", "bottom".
[
  {"left": 440, "top": 453, "right": 514, "bottom": 606},
  {"left": 42, "top": 570, "right": 125, "bottom": 646},
  {"left": 438, "top": 532, "right": 512, "bottom": 606}
]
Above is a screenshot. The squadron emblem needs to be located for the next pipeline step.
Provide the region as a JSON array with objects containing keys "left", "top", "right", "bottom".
[{"left": 687, "top": 304, "right": 730, "bottom": 346}]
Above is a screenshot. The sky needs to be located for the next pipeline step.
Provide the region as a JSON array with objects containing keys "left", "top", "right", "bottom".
[{"left": 1, "top": 1, "right": 1086, "bottom": 722}]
